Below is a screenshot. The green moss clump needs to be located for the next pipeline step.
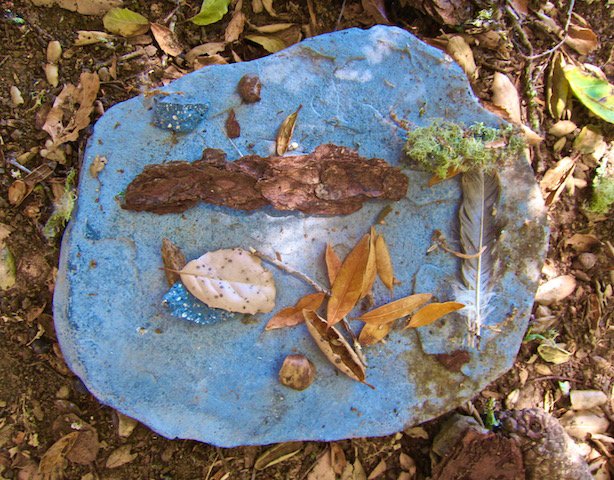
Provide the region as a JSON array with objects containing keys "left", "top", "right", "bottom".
[
  {"left": 587, "top": 175, "right": 614, "bottom": 214},
  {"left": 403, "top": 119, "right": 525, "bottom": 178}
]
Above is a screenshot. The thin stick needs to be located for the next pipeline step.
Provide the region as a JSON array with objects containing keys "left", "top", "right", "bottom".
[{"left": 249, "top": 247, "right": 329, "bottom": 295}]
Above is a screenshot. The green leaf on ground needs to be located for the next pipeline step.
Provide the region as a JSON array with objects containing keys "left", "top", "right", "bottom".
[
  {"left": 103, "top": 8, "right": 150, "bottom": 37},
  {"left": 191, "top": 0, "right": 232, "bottom": 26},
  {"left": 245, "top": 34, "right": 286, "bottom": 53},
  {"left": 564, "top": 65, "right": 614, "bottom": 124}
]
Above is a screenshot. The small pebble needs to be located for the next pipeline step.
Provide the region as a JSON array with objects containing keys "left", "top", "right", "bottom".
[
  {"left": 577, "top": 252, "right": 597, "bottom": 270},
  {"left": 535, "top": 275, "right": 576, "bottom": 305},
  {"left": 548, "top": 120, "right": 577, "bottom": 137},
  {"left": 44, "top": 63, "right": 59, "bottom": 87},
  {"left": 10, "top": 86, "right": 24, "bottom": 106},
  {"left": 47, "top": 40, "right": 62, "bottom": 64},
  {"left": 570, "top": 390, "right": 608, "bottom": 410},
  {"left": 98, "top": 67, "right": 111, "bottom": 82}
]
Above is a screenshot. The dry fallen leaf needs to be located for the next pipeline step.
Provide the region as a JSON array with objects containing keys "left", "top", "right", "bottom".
[
  {"left": 547, "top": 52, "right": 571, "bottom": 121},
  {"left": 367, "top": 459, "right": 387, "bottom": 479},
  {"left": 254, "top": 442, "right": 303, "bottom": 470},
  {"left": 265, "top": 292, "right": 325, "bottom": 330},
  {"left": 540, "top": 157, "right": 576, "bottom": 206},
  {"left": 225, "top": 0, "right": 246, "bottom": 43},
  {"left": 361, "top": 0, "right": 391, "bottom": 25},
  {"left": 249, "top": 22, "right": 295, "bottom": 33},
  {"left": 360, "top": 228, "right": 377, "bottom": 298},
  {"left": 161, "top": 238, "right": 186, "bottom": 286},
  {"left": 358, "top": 322, "right": 393, "bottom": 346},
  {"left": 276, "top": 104, "right": 302, "bottom": 155},
  {"left": 65, "top": 428, "right": 99, "bottom": 465},
  {"left": 325, "top": 243, "right": 342, "bottom": 286},
  {"left": 180, "top": 248, "right": 276, "bottom": 314},
  {"left": 359, "top": 293, "right": 432, "bottom": 325},
  {"left": 565, "top": 24, "right": 599, "bottom": 56},
  {"left": 307, "top": 449, "right": 336, "bottom": 480},
  {"left": 330, "top": 443, "right": 347, "bottom": 475},
  {"left": 327, "top": 235, "right": 370, "bottom": 327},
  {"left": 31, "top": 0, "right": 123, "bottom": 15},
  {"left": 185, "top": 43, "right": 226, "bottom": 64},
  {"left": 74, "top": 30, "right": 116, "bottom": 46},
  {"left": 446, "top": 35, "right": 477, "bottom": 81},
  {"left": 492, "top": 72, "right": 521, "bottom": 124},
  {"left": 38, "top": 431, "right": 79, "bottom": 480},
  {"left": 564, "top": 234, "right": 600, "bottom": 252},
  {"left": 405, "top": 301, "right": 464, "bottom": 329},
  {"left": 105, "top": 444, "right": 137, "bottom": 469},
  {"left": 303, "top": 310, "right": 369, "bottom": 385},
  {"left": 245, "top": 34, "right": 286, "bottom": 53},
  {"left": 150, "top": 23, "right": 183, "bottom": 56},
  {"left": 261, "top": 0, "right": 277, "bottom": 16},
  {"left": 374, "top": 234, "right": 394, "bottom": 292}
]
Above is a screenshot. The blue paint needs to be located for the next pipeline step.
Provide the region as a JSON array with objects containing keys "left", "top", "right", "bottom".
[
  {"left": 152, "top": 94, "right": 209, "bottom": 132},
  {"left": 163, "top": 282, "right": 240, "bottom": 325},
  {"left": 53, "top": 26, "right": 548, "bottom": 446}
]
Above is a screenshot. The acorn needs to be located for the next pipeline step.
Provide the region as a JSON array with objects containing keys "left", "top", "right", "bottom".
[
  {"left": 238, "top": 74, "right": 261, "bottom": 103},
  {"left": 279, "top": 354, "right": 316, "bottom": 391}
]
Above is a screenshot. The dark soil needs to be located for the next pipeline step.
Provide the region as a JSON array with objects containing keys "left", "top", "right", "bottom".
[{"left": 1, "top": 1, "right": 612, "bottom": 479}]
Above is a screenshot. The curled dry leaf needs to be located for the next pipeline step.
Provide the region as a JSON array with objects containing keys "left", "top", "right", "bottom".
[
  {"left": 375, "top": 234, "right": 394, "bottom": 292},
  {"left": 564, "top": 233, "right": 600, "bottom": 252},
  {"left": 446, "top": 35, "right": 477, "bottom": 81},
  {"left": 360, "top": 228, "right": 377, "bottom": 299},
  {"left": 150, "top": 23, "right": 183, "bottom": 56},
  {"left": 225, "top": 0, "right": 246, "bottom": 43},
  {"left": 540, "top": 157, "right": 575, "bottom": 206},
  {"left": 262, "top": 0, "right": 277, "bottom": 16},
  {"left": 492, "top": 72, "right": 521, "bottom": 124},
  {"left": 547, "top": 52, "right": 571, "bottom": 121},
  {"left": 330, "top": 443, "right": 347, "bottom": 475},
  {"left": 276, "top": 104, "right": 302, "bottom": 155},
  {"left": 303, "top": 310, "right": 369, "bottom": 385},
  {"left": 265, "top": 292, "right": 325, "bottom": 330},
  {"left": 180, "top": 248, "right": 276, "bottom": 314},
  {"left": 254, "top": 442, "right": 303, "bottom": 470},
  {"left": 325, "top": 243, "right": 342, "bottom": 286},
  {"left": 185, "top": 43, "right": 226, "bottom": 64},
  {"left": 250, "top": 23, "right": 295, "bottom": 33},
  {"left": 161, "top": 238, "right": 186, "bottom": 286},
  {"left": 327, "top": 235, "right": 370, "bottom": 327},
  {"left": 358, "top": 322, "right": 393, "bottom": 346},
  {"left": 38, "top": 431, "right": 79, "bottom": 480},
  {"left": 565, "top": 24, "right": 599, "bottom": 56},
  {"left": 405, "top": 301, "right": 464, "bottom": 329},
  {"left": 359, "top": 293, "right": 432, "bottom": 326}
]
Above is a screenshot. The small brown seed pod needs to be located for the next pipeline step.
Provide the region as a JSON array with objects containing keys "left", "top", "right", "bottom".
[
  {"left": 238, "top": 75, "right": 261, "bottom": 103},
  {"left": 279, "top": 354, "right": 316, "bottom": 391}
]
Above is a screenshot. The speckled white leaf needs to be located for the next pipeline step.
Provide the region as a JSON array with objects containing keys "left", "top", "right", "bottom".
[{"left": 180, "top": 248, "right": 276, "bottom": 314}]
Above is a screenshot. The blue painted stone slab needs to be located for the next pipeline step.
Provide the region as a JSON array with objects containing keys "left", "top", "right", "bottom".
[{"left": 54, "top": 26, "right": 549, "bottom": 447}]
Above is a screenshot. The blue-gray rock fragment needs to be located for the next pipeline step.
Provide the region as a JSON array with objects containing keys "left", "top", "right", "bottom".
[
  {"left": 54, "top": 26, "right": 548, "bottom": 447},
  {"left": 152, "top": 94, "right": 208, "bottom": 132}
]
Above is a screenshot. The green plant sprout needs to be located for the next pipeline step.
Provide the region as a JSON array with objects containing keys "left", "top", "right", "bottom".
[{"left": 403, "top": 119, "right": 525, "bottom": 178}]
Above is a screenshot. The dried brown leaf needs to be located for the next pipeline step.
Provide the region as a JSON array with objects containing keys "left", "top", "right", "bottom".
[
  {"left": 330, "top": 443, "right": 347, "bottom": 475},
  {"left": 225, "top": 0, "right": 246, "bottom": 43},
  {"left": 547, "top": 52, "right": 571, "bottom": 120},
  {"left": 161, "top": 238, "right": 186, "bottom": 286},
  {"left": 105, "top": 444, "right": 137, "bottom": 468},
  {"left": 185, "top": 43, "right": 226, "bottom": 64},
  {"left": 374, "top": 234, "right": 394, "bottom": 292},
  {"left": 540, "top": 156, "right": 575, "bottom": 206},
  {"left": 255, "top": 442, "right": 303, "bottom": 470},
  {"left": 492, "top": 72, "right": 521, "bottom": 124},
  {"left": 405, "top": 301, "right": 464, "bottom": 329},
  {"left": 564, "top": 234, "right": 600, "bottom": 252},
  {"left": 262, "top": 0, "right": 277, "bottom": 16},
  {"left": 65, "top": 429, "right": 99, "bottom": 465},
  {"left": 225, "top": 109, "right": 241, "bottom": 138},
  {"left": 565, "top": 24, "right": 599, "bottom": 56},
  {"left": 325, "top": 243, "right": 342, "bottom": 286},
  {"left": 38, "top": 431, "right": 79, "bottom": 480},
  {"left": 360, "top": 228, "right": 377, "bottom": 298},
  {"left": 303, "top": 310, "right": 369, "bottom": 385},
  {"left": 265, "top": 292, "right": 325, "bottom": 330},
  {"left": 307, "top": 449, "right": 336, "bottom": 480},
  {"left": 250, "top": 22, "right": 295, "bottom": 33},
  {"left": 359, "top": 293, "right": 432, "bottom": 325},
  {"left": 367, "top": 458, "right": 387, "bottom": 479},
  {"left": 446, "top": 35, "right": 477, "bottom": 80},
  {"left": 150, "top": 23, "right": 183, "bottom": 56},
  {"left": 74, "top": 30, "right": 115, "bottom": 46},
  {"left": 358, "top": 322, "right": 393, "bottom": 346},
  {"left": 31, "top": 0, "right": 123, "bottom": 15},
  {"left": 276, "top": 105, "right": 302, "bottom": 155},
  {"left": 193, "top": 54, "right": 228, "bottom": 69},
  {"left": 361, "top": 0, "right": 391, "bottom": 25},
  {"left": 327, "top": 235, "right": 370, "bottom": 327}
]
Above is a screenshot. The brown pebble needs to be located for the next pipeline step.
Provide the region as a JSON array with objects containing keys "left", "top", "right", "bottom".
[{"left": 238, "top": 74, "right": 261, "bottom": 103}]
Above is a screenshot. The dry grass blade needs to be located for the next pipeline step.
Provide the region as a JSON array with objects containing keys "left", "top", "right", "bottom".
[
  {"left": 265, "top": 292, "right": 325, "bottom": 330},
  {"left": 276, "top": 105, "right": 302, "bottom": 155},
  {"left": 360, "top": 228, "right": 377, "bottom": 298},
  {"left": 358, "top": 322, "right": 393, "bottom": 346},
  {"left": 405, "top": 302, "right": 464, "bottom": 329},
  {"left": 327, "top": 234, "right": 370, "bottom": 327},
  {"left": 254, "top": 441, "right": 303, "bottom": 470},
  {"left": 38, "top": 431, "right": 79, "bottom": 480},
  {"left": 374, "top": 234, "right": 394, "bottom": 292},
  {"left": 303, "top": 310, "right": 370, "bottom": 386},
  {"left": 359, "top": 293, "right": 432, "bottom": 325},
  {"left": 325, "top": 243, "right": 342, "bottom": 286}
]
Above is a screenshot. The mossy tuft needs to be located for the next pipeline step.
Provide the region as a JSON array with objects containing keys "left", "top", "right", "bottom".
[{"left": 403, "top": 119, "right": 525, "bottom": 178}]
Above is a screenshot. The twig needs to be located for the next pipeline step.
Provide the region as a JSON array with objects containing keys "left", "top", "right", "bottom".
[
  {"left": 96, "top": 48, "right": 147, "bottom": 68},
  {"left": 249, "top": 247, "right": 329, "bottom": 295},
  {"left": 335, "top": 0, "right": 346, "bottom": 31}
]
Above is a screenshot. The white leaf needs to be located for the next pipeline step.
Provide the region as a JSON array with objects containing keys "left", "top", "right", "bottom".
[{"left": 180, "top": 248, "right": 276, "bottom": 314}]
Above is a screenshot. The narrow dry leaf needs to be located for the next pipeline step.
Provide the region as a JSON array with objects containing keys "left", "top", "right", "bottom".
[
  {"left": 361, "top": 0, "right": 391, "bottom": 25},
  {"left": 103, "top": 8, "right": 149, "bottom": 37},
  {"left": 74, "top": 31, "right": 115, "bottom": 46},
  {"left": 360, "top": 229, "right": 377, "bottom": 298},
  {"left": 180, "top": 248, "right": 276, "bottom": 314},
  {"left": 446, "top": 35, "right": 477, "bottom": 80},
  {"left": 150, "top": 23, "right": 183, "bottom": 56},
  {"left": 564, "top": 234, "right": 600, "bottom": 252},
  {"left": 548, "top": 120, "right": 576, "bottom": 137},
  {"left": 225, "top": 0, "right": 246, "bottom": 43},
  {"left": 547, "top": 53, "right": 571, "bottom": 120},
  {"left": 367, "top": 459, "right": 387, "bottom": 479},
  {"left": 325, "top": 243, "right": 342, "bottom": 286},
  {"left": 193, "top": 55, "right": 228, "bottom": 69},
  {"left": 105, "top": 444, "right": 137, "bottom": 468},
  {"left": 359, "top": 293, "right": 432, "bottom": 326},
  {"left": 303, "top": 310, "right": 368, "bottom": 385},
  {"left": 276, "top": 105, "right": 302, "bottom": 156},
  {"left": 330, "top": 443, "right": 347, "bottom": 475},
  {"left": 254, "top": 442, "right": 303, "bottom": 470},
  {"left": 225, "top": 109, "right": 241, "bottom": 138},
  {"left": 38, "top": 431, "right": 79, "bottom": 480},
  {"left": 341, "top": 458, "right": 367, "bottom": 480},
  {"left": 405, "top": 301, "right": 464, "bottom": 329},
  {"left": 250, "top": 22, "right": 295, "bottom": 33},
  {"left": 245, "top": 34, "right": 286, "bottom": 53},
  {"left": 565, "top": 24, "right": 599, "bottom": 56},
  {"left": 327, "top": 235, "right": 370, "bottom": 327},
  {"left": 262, "top": 0, "right": 277, "bottom": 16},
  {"left": 399, "top": 452, "right": 416, "bottom": 473},
  {"left": 540, "top": 157, "right": 575, "bottom": 206},
  {"left": 265, "top": 292, "right": 325, "bottom": 330},
  {"left": 161, "top": 238, "right": 186, "bottom": 286},
  {"left": 375, "top": 234, "right": 394, "bottom": 292},
  {"left": 185, "top": 43, "right": 226, "bottom": 64},
  {"left": 358, "top": 322, "right": 393, "bottom": 346},
  {"left": 307, "top": 449, "right": 336, "bottom": 480},
  {"left": 252, "top": 0, "right": 263, "bottom": 14},
  {"left": 492, "top": 72, "right": 521, "bottom": 123},
  {"left": 8, "top": 163, "right": 55, "bottom": 207}
]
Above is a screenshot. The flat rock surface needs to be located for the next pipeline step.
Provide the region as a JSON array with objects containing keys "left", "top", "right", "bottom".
[{"left": 54, "top": 26, "right": 549, "bottom": 447}]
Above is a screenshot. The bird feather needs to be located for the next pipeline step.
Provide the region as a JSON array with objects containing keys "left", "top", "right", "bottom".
[{"left": 455, "top": 170, "right": 500, "bottom": 347}]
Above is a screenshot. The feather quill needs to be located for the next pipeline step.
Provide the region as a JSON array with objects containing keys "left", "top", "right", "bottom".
[{"left": 455, "top": 171, "right": 500, "bottom": 347}]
